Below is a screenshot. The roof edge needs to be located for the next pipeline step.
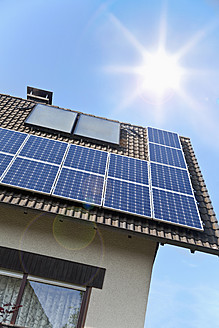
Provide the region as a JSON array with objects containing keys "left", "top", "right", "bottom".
[{"left": 1, "top": 201, "right": 218, "bottom": 256}]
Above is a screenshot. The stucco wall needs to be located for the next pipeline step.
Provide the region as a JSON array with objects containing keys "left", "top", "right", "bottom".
[{"left": 0, "top": 204, "right": 157, "bottom": 328}]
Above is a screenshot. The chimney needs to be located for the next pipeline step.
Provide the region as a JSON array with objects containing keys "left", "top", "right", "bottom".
[{"left": 27, "top": 86, "right": 53, "bottom": 105}]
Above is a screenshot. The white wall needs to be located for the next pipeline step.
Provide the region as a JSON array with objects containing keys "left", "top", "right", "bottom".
[{"left": 0, "top": 204, "right": 157, "bottom": 328}]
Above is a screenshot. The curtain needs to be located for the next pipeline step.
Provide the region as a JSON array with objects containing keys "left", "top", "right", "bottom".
[
  {"left": 0, "top": 274, "right": 84, "bottom": 328},
  {"left": 0, "top": 275, "right": 21, "bottom": 324},
  {"left": 16, "top": 280, "right": 84, "bottom": 328}
]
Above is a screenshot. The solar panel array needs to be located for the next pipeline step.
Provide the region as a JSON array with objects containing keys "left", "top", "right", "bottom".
[
  {"left": 0, "top": 127, "right": 203, "bottom": 230},
  {"left": 53, "top": 145, "right": 107, "bottom": 205},
  {"left": 103, "top": 154, "right": 151, "bottom": 217},
  {"left": 148, "top": 127, "right": 202, "bottom": 230},
  {"left": 0, "top": 129, "right": 65, "bottom": 195},
  {"left": 0, "top": 129, "right": 107, "bottom": 206}
]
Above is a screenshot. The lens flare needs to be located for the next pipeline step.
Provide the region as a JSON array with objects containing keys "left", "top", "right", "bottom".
[{"left": 53, "top": 217, "right": 96, "bottom": 251}]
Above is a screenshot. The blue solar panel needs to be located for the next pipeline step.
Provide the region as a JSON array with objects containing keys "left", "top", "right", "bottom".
[
  {"left": 0, "top": 128, "right": 27, "bottom": 154},
  {"left": 103, "top": 178, "right": 151, "bottom": 217},
  {"left": 149, "top": 143, "right": 186, "bottom": 168},
  {"left": 19, "top": 135, "right": 68, "bottom": 165},
  {"left": 0, "top": 153, "right": 14, "bottom": 177},
  {"left": 108, "top": 154, "right": 149, "bottom": 185},
  {"left": 152, "top": 188, "right": 203, "bottom": 229},
  {"left": 1, "top": 158, "right": 59, "bottom": 193},
  {"left": 64, "top": 144, "right": 108, "bottom": 175},
  {"left": 0, "top": 128, "right": 202, "bottom": 231},
  {"left": 150, "top": 162, "right": 192, "bottom": 195},
  {"left": 53, "top": 168, "right": 104, "bottom": 205},
  {"left": 148, "top": 127, "right": 181, "bottom": 149}
]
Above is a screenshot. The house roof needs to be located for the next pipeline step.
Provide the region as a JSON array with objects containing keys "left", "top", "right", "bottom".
[{"left": 0, "top": 93, "right": 218, "bottom": 255}]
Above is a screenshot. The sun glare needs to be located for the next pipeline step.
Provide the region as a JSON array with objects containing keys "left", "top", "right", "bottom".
[
  {"left": 106, "top": 14, "right": 213, "bottom": 107},
  {"left": 139, "top": 50, "right": 183, "bottom": 97}
]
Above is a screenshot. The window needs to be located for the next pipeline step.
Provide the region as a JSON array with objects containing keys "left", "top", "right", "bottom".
[{"left": 0, "top": 270, "right": 90, "bottom": 328}]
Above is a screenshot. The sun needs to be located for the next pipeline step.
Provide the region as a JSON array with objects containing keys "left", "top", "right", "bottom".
[
  {"left": 138, "top": 49, "right": 184, "bottom": 98},
  {"left": 105, "top": 14, "right": 211, "bottom": 107}
]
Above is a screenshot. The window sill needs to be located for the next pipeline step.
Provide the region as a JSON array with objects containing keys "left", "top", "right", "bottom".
[{"left": 0, "top": 324, "right": 28, "bottom": 328}]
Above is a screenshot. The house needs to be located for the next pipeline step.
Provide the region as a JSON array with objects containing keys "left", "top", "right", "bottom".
[{"left": 0, "top": 89, "right": 218, "bottom": 328}]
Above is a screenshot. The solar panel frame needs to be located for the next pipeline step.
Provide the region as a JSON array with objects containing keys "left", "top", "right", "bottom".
[
  {"left": 152, "top": 187, "right": 203, "bottom": 230},
  {"left": 52, "top": 167, "right": 105, "bottom": 206},
  {"left": 103, "top": 177, "right": 152, "bottom": 218},
  {"left": 150, "top": 162, "right": 193, "bottom": 195},
  {"left": 0, "top": 127, "right": 28, "bottom": 155},
  {"left": 63, "top": 144, "right": 108, "bottom": 175},
  {"left": 107, "top": 153, "right": 149, "bottom": 186},
  {"left": 103, "top": 151, "right": 152, "bottom": 217},
  {"left": 1, "top": 157, "right": 60, "bottom": 195},
  {"left": 19, "top": 135, "right": 68, "bottom": 165},
  {"left": 149, "top": 142, "right": 187, "bottom": 169},
  {"left": 0, "top": 153, "right": 14, "bottom": 178},
  {"left": 147, "top": 127, "right": 181, "bottom": 149}
]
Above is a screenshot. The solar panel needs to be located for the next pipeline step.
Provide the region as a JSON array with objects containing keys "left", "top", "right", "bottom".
[
  {"left": 108, "top": 154, "right": 149, "bottom": 185},
  {"left": 150, "top": 162, "right": 193, "bottom": 195},
  {"left": 64, "top": 144, "right": 107, "bottom": 175},
  {"left": 149, "top": 142, "right": 186, "bottom": 168},
  {"left": 0, "top": 127, "right": 202, "bottom": 231},
  {"left": 53, "top": 168, "right": 104, "bottom": 205},
  {"left": 74, "top": 114, "right": 120, "bottom": 145},
  {"left": 0, "top": 128, "right": 27, "bottom": 154},
  {"left": 25, "top": 104, "right": 78, "bottom": 134},
  {"left": 103, "top": 178, "right": 151, "bottom": 217},
  {"left": 0, "top": 153, "right": 14, "bottom": 177},
  {"left": 19, "top": 135, "right": 68, "bottom": 165},
  {"left": 148, "top": 127, "right": 181, "bottom": 149},
  {"left": 1, "top": 158, "right": 59, "bottom": 194},
  {"left": 152, "top": 188, "right": 203, "bottom": 230}
]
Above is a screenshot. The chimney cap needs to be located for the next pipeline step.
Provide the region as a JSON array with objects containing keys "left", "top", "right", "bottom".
[{"left": 27, "top": 86, "right": 53, "bottom": 105}]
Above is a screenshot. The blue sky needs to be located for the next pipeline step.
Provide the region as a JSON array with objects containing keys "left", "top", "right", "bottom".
[{"left": 0, "top": 0, "right": 219, "bottom": 327}]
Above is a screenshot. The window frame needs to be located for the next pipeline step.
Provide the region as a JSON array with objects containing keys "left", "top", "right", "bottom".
[{"left": 0, "top": 269, "right": 91, "bottom": 328}]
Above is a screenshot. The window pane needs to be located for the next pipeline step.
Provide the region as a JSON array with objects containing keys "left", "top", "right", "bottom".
[
  {"left": 16, "top": 280, "right": 84, "bottom": 328},
  {"left": 0, "top": 274, "right": 22, "bottom": 324}
]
